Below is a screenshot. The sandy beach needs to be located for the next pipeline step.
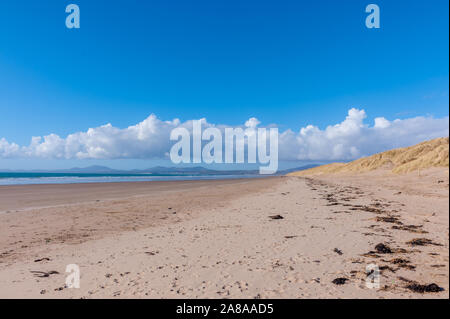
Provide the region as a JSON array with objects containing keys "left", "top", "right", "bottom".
[
  {"left": 0, "top": 168, "right": 448, "bottom": 299},
  {"left": 1, "top": 0, "right": 448, "bottom": 304}
]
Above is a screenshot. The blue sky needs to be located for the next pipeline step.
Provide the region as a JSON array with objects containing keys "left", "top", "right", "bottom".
[{"left": 0, "top": 0, "right": 448, "bottom": 169}]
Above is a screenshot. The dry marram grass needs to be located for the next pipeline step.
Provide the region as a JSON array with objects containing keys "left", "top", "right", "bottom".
[{"left": 288, "top": 137, "right": 449, "bottom": 176}]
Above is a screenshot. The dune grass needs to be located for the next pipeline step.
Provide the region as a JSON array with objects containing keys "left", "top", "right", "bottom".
[{"left": 288, "top": 137, "right": 449, "bottom": 176}]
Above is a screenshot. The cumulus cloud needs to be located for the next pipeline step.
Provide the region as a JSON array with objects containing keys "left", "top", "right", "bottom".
[
  {"left": 0, "top": 109, "right": 448, "bottom": 162},
  {"left": 279, "top": 108, "right": 449, "bottom": 161},
  {"left": 245, "top": 117, "right": 261, "bottom": 129}
]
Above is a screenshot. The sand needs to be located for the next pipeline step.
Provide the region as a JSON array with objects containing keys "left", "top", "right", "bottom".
[{"left": 0, "top": 170, "right": 448, "bottom": 299}]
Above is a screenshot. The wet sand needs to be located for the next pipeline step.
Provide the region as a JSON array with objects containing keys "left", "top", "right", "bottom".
[
  {"left": 0, "top": 178, "right": 273, "bottom": 213},
  {"left": 0, "top": 170, "right": 448, "bottom": 298}
]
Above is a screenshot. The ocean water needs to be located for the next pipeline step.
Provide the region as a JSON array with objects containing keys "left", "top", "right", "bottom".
[{"left": 0, "top": 172, "right": 261, "bottom": 186}]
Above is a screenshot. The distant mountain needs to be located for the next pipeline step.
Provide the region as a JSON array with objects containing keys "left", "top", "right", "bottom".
[
  {"left": 56, "top": 165, "right": 119, "bottom": 173},
  {"left": 130, "top": 166, "right": 218, "bottom": 174},
  {"left": 0, "top": 166, "right": 117, "bottom": 174}
]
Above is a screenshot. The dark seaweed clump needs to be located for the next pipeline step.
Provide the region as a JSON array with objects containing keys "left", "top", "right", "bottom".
[
  {"left": 406, "top": 283, "right": 444, "bottom": 293},
  {"left": 375, "top": 243, "right": 392, "bottom": 254},
  {"left": 269, "top": 215, "right": 284, "bottom": 220},
  {"left": 332, "top": 278, "right": 348, "bottom": 285}
]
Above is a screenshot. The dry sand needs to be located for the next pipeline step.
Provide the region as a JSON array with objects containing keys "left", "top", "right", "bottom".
[{"left": 0, "top": 170, "right": 448, "bottom": 299}]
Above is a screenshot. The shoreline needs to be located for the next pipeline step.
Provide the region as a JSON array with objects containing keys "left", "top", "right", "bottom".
[
  {"left": 0, "top": 176, "right": 276, "bottom": 213},
  {"left": 0, "top": 173, "right": 268, "bottom": 187}
]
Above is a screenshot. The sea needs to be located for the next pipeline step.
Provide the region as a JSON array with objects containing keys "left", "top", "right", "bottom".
[{"left": 0, "top": 172, "right": 263, "bottom": 186}]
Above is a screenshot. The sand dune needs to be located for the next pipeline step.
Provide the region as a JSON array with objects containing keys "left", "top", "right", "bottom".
[{"left": 288, "top": 137, "right": 449, "bottom": 176}]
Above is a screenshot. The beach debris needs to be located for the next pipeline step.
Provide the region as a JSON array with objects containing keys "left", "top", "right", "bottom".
[
  {"left": 145, "top": 251, "right": 159, "bottom": 256},
  {"left": 383, "top": 256, "right": 414, "bottom": 269},
  {"left": 326, "top": 203, "right": 340, "bottom": 206},
  {"left": 398, "top": 276, "right": 414, "bottom": 283},
  {"left": 351, "top": 258, "right": 364, "bottom": 264},
  {"left": 430, "top": 264, "right": 446, "bottom": 268},
  {"left": 375, "top": 216, "right": 402, "bottom": 224},
  {"left": 363, "top": 232, "right": 376, "bottom": 236},
  {"left": 371, "top": 202, "right": 382, "bottom": 207},
  {"left": 332, "top": 278, "right": 348, "bottom": 285},
  {"left": 375, "top": 243, "right": 392, "bottom": 254},
  {"left": 399, "top": 264, "right": 416, "bottom": 270},
  {"left": 379, "top": 265, "right": 396, "bottom": 273},
  {"left": 406, "top": 238, "right": 442, "bottom": 246},
  {"left": 392, "top": 225, "right": 428, "bottom": 234},
  {"left": 361, "top": 252, "right": 380, "bottom": 258},
  {"left": 30, "top": 270, "right": 59, "bottom": 278},
  {"left": 333, "top": 248, "right": 343, "bottom": 255},
  {"left": 389, "top": 258, "right": 410, "bottom": 265},
  {"left": 349, "top": 270, "right": 360, "bottom": 277},
  {"left": 269, "top": 215, "right": 284, "bottom": 220},
  {"left": 406, "top": 283, "right": 444, "bottom": 293},
  {"left": 40, "top": 290, "right": 46, "bottom": 295},
  {"left": 398, "top": 276, "right": 444, "bottom": 293},
  {"left": 34, "top": 257, "right": 51, "bottom": 263},
  {"left": 355, "top": 206, "right": 386, "bottom": 214},
  {"left": 284, "top": 235, "right": 297, "bottom": 239}
]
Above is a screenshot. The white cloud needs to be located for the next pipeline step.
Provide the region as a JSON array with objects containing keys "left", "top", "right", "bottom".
[
  {"left": 0, "top": 109, "right": 448, "bottom": 162},
  {"left": 279, "top": 108, "right": 449, "bottom": 161},
  {"left": 0, "top": 138, "right": 20, "bottom": 158},
  {"left": 374, "top": 117, "right": 390, "bottom": 129},
  {"left": 245, "top": 117, "right": 261, "bottom": 128}
]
